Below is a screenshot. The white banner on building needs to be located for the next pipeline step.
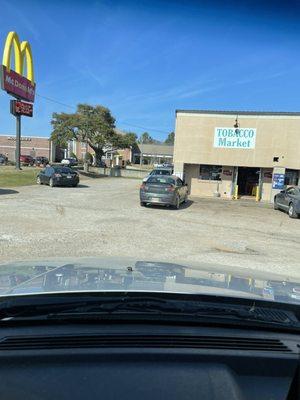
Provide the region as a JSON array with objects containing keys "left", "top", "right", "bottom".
[{"left": 214, "top": 127, "right": 256, "bottom": 149}]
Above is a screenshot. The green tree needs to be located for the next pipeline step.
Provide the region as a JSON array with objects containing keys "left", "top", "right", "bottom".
[
  {"left": 138, "top": 132, "right": 155, "bottom": 144},
  {"left": 51, "top": 104, "right": 137, "bottom": 167},
  {"left": 165, "top": 131, "right": 175, "bottom": 144},
  {"left": 116, "top": 132, "right": 138, "bottom": 148}
]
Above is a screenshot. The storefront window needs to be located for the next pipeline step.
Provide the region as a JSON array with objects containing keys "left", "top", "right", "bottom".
[
  {"left": 199, "top": 165, "right": 222, "bottom": 181},
  {"left": 285, "top": 169, "right": 299, "bottom": 186}
]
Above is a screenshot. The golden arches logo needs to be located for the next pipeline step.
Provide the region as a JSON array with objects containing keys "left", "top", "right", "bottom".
[{"left": 2, "top": 31, "right": 34, "bottom": 84}]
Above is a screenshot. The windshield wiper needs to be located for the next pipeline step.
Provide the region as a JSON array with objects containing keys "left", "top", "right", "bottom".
[
  {"left": 0, "top": 295, "right": 174, "bottom": 320},
  {"left": 0, "top": 294, "right": 298, "bottom": 329}
]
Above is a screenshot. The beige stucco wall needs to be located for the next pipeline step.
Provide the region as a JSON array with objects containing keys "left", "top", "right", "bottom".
[
  {"left": 174, "top": 112, "right": 300, "bottom": 171},
  {"left": 184, "top": 164, "right": 234, "bottom": 198},
  {"left": 260, "top": 168, "right": 273, "bottom": 202}
]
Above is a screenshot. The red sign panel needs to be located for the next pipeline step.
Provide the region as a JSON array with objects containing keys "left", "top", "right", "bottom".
[
  {"left": 264, "top": 171, "right": 273, "bottom": 179},
  {"left": 222, "top": 169, "right": 232, "bottom": 176},
  {"left": 1, "top": 65, "right": 35, "bottom": 102},
  {"left": 10, "top": 100, "right": 33, "bottom": 117}
]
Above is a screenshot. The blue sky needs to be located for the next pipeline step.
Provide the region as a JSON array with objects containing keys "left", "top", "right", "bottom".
[{"left": 0, "top": 0, "right": 300, "bottom": 141}]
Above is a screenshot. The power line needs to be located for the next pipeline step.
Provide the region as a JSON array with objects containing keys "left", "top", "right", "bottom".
[
  {"left": 36, "top": 93, "right": 75, "bottom": 110},
  {"left": 36, "top": 93, "right": 170, "bottom": 135},
  {"left": 118, "top": 121, "right": 169, "bottom": 134}
]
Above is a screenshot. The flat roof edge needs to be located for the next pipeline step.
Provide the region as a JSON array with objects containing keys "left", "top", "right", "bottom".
[
  {"left": 0, "top": 134, "right": 49, "bottom": 139},
  {"left": 175, "top": 109, "right": 300, "bottom": 116}
]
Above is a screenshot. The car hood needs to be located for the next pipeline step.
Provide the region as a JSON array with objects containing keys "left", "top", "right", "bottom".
[{"left": 0, "top": 257, "right": 300, "bottom": 304}]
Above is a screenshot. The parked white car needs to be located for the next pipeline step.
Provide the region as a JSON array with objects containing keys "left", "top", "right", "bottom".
[
  {"left": 153, "top": 162, "right": 173, "bottom": 168},
  {"left": 61, "top": 157, "right": 78, "bottom": 166}
]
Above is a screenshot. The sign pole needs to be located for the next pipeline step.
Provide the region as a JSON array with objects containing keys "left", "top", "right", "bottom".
[{"left": 15, "top": 114, "right": 21, "bottom": 170}]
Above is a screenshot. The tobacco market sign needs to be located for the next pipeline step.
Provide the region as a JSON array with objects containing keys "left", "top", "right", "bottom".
[{"left": 214, "top": 127, "right": 256, "bottom": 149}]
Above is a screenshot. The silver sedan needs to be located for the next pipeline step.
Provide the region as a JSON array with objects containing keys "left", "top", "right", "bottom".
[{"left": 274, "top": 186, "right": 300, "bottom": 218}]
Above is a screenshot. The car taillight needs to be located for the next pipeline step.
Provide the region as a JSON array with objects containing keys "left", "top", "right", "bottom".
[
  {"left": 166, "top": 186, "right": 175, "bottom": 192},
  {"left": 140, "top": 184, "right": 148, "bottom": 190},
  {"left": 54, "top": 173, "right": 62, "bottom": 177}
]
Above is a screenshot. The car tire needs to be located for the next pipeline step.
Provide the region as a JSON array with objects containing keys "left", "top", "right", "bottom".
[
  {"left": 140, "top": 202, "right": 146, "bottom": 207},
  {"left": 274, "top": 199, "right": 279, "bottom": 210},
  {"left": 49, "top": 178, "right": 54, "bottom": 188},
  {"left": 72, "top": 183, "right": 78, "bottom": 187},
  {"left": 36, "top": 176, "right": 41, "bottom": 185},
  {"left": 288, "top": 203, "right": 298, "bottom": 218}
]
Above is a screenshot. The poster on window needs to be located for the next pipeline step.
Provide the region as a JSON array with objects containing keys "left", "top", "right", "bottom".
[{"left": 272, "top": 173, "right": 285, "bottom": 189}]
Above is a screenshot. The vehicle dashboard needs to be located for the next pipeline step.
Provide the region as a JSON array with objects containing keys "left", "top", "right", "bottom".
[{"left": 0, "top": 322, "right": 299, "bottom": 400}]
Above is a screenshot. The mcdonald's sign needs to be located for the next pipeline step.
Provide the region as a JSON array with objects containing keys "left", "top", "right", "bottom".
[
  {"left": 10, "top": 100, "right": 33, "bottom": 117},
  {"left": 0, "top": 31, "right": 35, "bottom": 102}
]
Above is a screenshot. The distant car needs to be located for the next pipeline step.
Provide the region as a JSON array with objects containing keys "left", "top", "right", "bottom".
[
  {"left": 34, "top": 156, "right": 49, "bottom": 166},
  {"left": 37, "top": 166, "right": 80, "bottom": 187},
  {"left": 274, "top": 186, "right": 300, "bottom": 218},
  {"left": 140, "top": 175, "right": 188, "bottom": 209},
  {"left": 162, "top": 162, "right": 173, "bottom": 168},
  {"left": 97, "top": 160, "right": 107, "bottom": 167},
  {"left": 20, "top": 155, "right": 34, "bottom": 166},
  {"left": 153, "top": 162, "right": 173, "bottom": 168},
  {"left": 0, "top": 154, "right": 8, "bottom": 165},
  {"left": 143, "top": 168, "right": 173, "bottom": 182},
  {"left": 61, "top": 157, "right": 78, "bottom": 166}
]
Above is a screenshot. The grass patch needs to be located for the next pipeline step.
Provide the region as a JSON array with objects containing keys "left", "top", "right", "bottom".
[{"left": 0, "top": 166, "right": 38, "bottom": 187}]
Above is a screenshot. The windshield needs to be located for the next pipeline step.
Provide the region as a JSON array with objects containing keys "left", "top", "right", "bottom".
[
  {"left": 147, "top": 177, "right": 175, "bottom": 185},
  {"left": 0, "top": 1, "right": 299, "bottom": 308}
]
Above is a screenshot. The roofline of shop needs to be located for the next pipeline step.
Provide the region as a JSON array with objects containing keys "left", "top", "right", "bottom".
[
  {"left": 0, "top": 134, "right": 49, "bottom": 139},
  {"left": 175, "top": 110, "right": 300, "bottom": 116}
]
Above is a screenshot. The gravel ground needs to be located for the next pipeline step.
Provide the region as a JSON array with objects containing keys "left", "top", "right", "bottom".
[{"left": 0, "top": 177, "right": 300, "bottom": 278}]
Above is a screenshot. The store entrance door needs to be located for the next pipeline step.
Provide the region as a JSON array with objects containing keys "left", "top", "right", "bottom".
[{"left": 237, "top": 167, "right": 260, "bottom": 197}]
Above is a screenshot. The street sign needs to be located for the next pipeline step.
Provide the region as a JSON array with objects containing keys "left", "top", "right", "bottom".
[{"left": 10, "top": 100, "right": 33, "bottom": 117}]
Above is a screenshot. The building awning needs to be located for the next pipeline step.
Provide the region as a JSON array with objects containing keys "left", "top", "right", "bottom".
[{"left": 136, "top": 143, "right": 174, "bottom": 157}]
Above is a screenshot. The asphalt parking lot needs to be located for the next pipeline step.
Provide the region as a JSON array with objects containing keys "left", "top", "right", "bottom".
[{"left": 0, "top": 177, "right": 300, "bottom": 278}]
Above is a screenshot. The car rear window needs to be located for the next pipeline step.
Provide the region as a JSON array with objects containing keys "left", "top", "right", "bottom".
[
  {"left": 153, "top": 170, "right": 171, "bottom": 175},
  {"left": 147, "top": 177, "right": 175, "bottom": 185},
  {"left": 54, "top": 167, "right": 73, "bottom": 174}
]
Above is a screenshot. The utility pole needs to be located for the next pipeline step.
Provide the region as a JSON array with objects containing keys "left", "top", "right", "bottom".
[
  {"left": 15, "top": 113, "right": 21, "bottom": 170},
  {"left": 84, "top": 109, "right": 93, "bottom": 173},
  {"left": 84, "top": 134, "right": 88, "bottom": 173}
]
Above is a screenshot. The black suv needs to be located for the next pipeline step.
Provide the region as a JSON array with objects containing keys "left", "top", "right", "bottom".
[
  {"left": 34, "top": 156, "right": 49, "bottom": 166},
  {"left": 0, "top": 154, "right": 8, "bottom": 165}
]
